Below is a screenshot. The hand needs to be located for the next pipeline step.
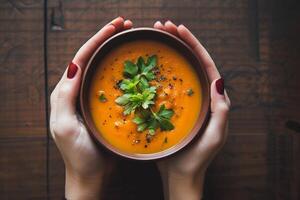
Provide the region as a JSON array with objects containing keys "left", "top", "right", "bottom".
[
  {"left": 49, "top": 17, "right": 133, "bottom": 200},
  {"left": 153, "top": 21, "right": 231, "bottom": 200}
]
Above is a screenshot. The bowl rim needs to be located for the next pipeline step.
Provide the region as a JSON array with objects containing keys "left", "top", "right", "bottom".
[{"left": 80, "top": 27, "right": 210, "bottom": 160}]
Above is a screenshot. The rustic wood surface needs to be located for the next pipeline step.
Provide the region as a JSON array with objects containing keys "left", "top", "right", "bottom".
[{"left": 0, "top": 0, "right": 299, "bottom": 199}]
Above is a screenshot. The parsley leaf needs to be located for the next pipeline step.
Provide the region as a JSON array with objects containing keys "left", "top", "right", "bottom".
[
  {"left": 99, "top": 93, "right": 107, "bottom": 102},
  {"left": 137, "top": 56, "right": 146, "bottom": 72},
  {"left": 115, "top": 55, "right": 175, "bottom": 136},
  {"left": 153, "top": 105, "right": 175, "bottom": 131},
  {"left": 158, "top": 117, "right": 174, "bottom": 131},
  {"left": 146, "top": 55, "right": 157, "bottom": 69},
  {"left": 187, "top": 88, "right": 194, "bottom": 96},
  {"left": 124, "top": 61, "right": 138, "bottom": 78},
  {"left": 157, "top": 104, "right": 174, "bottom": 119},
  {"left": 133, "top": 116, "right": 145, "bottom": 125},
  {"left": 137, "top": 123, "right": 148, "bottom": 132},
  {"left": 115, "top": 94, "right": 131, "bottom": 105},
  {"left": 98, "top": 91, "right": 107, "bottom": 102}
]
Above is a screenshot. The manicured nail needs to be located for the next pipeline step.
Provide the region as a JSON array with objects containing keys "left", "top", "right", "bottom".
[
  {"left": 216, "top": 78, "right": 224, "bottom": 95},
  {"left": 111, "top": 16, "right": 123, "bottom": 24},
  {"left": 67, "top": 62, "right": 78, "bottom": 79},
  {"left": 165, "top": 20, "right": 173, "bottom": 26}
]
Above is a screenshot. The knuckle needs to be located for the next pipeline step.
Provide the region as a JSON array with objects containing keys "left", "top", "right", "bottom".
[
  {"left": 50, "top": 90, "right": 56, "bottom": 104},
  {"left": 58, "top": 82, "right": 72, "bottom": 98},
  {"left": 52, "top": 117, "right": 76, "bottom": 137},
  {"left": 209, "top": 134, "right": 225, "bottom": 149},
  {"left": 227, "top": 98, "right": 231, "bottom": 109},
  {"left": 226, "top": 94, "right": 232, "bottom": 108},
  {"left": 217, "top": 102, "right": 230, "bottom": 114}
]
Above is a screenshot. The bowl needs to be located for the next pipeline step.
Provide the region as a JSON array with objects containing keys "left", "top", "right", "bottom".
[{"left": 80, "top": 28, "right": 210, "bottom": 160}]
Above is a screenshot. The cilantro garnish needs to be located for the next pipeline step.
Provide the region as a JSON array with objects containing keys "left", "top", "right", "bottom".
[
  {"left": 115, "top": 55, "right": 175, "bottom": 137},
  {"left": 187, "top": 88, "right": 194, "bottom": 96},
  {"left": 98, "top": 91, "right": 107, "bottom": 102}
]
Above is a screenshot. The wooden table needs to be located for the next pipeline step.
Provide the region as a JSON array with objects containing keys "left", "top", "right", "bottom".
[{"left": 1, "top": 0, "right": 299, "bottom": 199}]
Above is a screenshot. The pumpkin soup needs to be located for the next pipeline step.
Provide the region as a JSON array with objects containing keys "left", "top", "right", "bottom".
[{"left": 89, "top": 40, "right": 202, "bottom": 154}]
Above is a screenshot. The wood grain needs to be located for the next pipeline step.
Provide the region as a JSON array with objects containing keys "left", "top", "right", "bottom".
[
  {"left": 0, "top": 0, "right": 299, "bottom": 199},
  {"left": 0, "top": 1, "right": 47, "bottom": 199},
  {"left": 0, "top": 0, "right": 46, "bottom": 137},
  {"left": 0, "top": 137, "right": 47, "bottom": 199}
]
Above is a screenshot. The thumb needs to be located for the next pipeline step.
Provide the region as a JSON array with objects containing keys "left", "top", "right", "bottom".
[
  {"left": 199, "top": 78, "right": 230, "bottom": 151},
  {"left": 56, "top": 62, "right": 82, "bottom": 118}
]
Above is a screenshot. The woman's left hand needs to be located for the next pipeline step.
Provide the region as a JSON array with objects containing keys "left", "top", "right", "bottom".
[{"left": 49, "top": 17, "right": 133, "bottom": 200}]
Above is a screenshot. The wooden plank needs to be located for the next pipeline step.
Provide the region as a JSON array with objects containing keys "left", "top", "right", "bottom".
[
  {"left": 0, "top": 1, "right": 46, "bottom": 137},
  {"left": 0, "top": 1, "right": 47, "bottom": 199},
  {"left": 48, "top": 140, "right": 65, "bottom": 199},
  {"left": 0, "top": 138, "right": 47, "bottom": 199},
  {"left": 258, "top": 1, "right": 300, "bottom": 199}
]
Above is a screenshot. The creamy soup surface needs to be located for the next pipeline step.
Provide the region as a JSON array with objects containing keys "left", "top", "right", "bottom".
[{"left": 89, "top": 40, "right": 202, "bottom": 154}]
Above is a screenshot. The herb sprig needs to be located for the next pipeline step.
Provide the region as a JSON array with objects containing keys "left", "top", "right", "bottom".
[{"left": 115, "top": 55, "right": 175, "bottom": 138}]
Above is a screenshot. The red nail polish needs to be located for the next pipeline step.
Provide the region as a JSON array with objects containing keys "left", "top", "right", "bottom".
[
  {"left": 67, "top": 62, "right": 78, "bottom": 79},
  {"left": 216, "top": 78, "right": 224, "bottom": 95}
]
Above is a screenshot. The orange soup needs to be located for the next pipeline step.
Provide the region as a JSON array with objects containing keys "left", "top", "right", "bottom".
[{"left": 89, "top": 40, "right": 202, "bottom": 154}]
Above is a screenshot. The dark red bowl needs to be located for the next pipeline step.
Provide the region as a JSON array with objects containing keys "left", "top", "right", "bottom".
[{"left": 80, "top": 28, "right": 210, "bottom": 160}]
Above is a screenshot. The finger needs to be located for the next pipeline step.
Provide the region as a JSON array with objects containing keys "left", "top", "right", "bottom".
[
  {"left": 50, "top": 69, "right": 68, "bottom": 134},
  {"left": 224, "top": 90, "right": 231, "bottom": 108},
  {"left": 73, "top": 16, "right": 125, "bottom": 70},
  {"left": 124, "top": 19, "right": 133, "bottom": 29},
  {"left": 177, "top": 24, "right": 220, "bottom": 82},
  {"left": 154, "top": 21, "right": 165, "bottom": 31},
  {"left": 164, "top": 20, "right": 179, "bottom": 36},
  {"left": 56, "top": 63, "right": 82, "bottom": 119},
  {"left": 50, "top": 17, "right": 125, "bottom": 104},
  {"left": 197, "top": 78, "right": 230, "bottom": 153}
]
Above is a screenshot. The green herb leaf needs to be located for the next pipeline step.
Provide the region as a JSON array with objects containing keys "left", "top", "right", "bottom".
[
  {"left": 158, "top": 118, "right": 174, "bottom": 131},
  {"left": 120, "top": 78, "right": 139, "bottom": 93},
  {"left": 137, "top": 123, "right": 148, "bottom": 132},
  {"left": 137, "top": 56, "right": 146, "bottom": 72},
  {"left": 148, "top": 129, "right": 156, "bottom": 135},
  {"left": 115, "top": 55, "right": 175, "bottom": 135},
  {"left": 99, "top": 93, "right": 107, "bottom": 102},
  {"left": 124, "top": 61, "right": 138, "bottom": 78},
  {"left": 133, "top": 116, "right": 145, "bottom": 125},
  {"left": 148, "top": 118, "right": 159, "bottom": 130},
  {"left": 137, "top": 76, "right": 149, "bottom": 91},
  {"left": 146, "top": 55, "right": 157, "bottom": 69},
  {"left": 144, "top": 71, "right": 155, "bottom": 80},
  {"left": 187, "top": 88, "right": 194, "bottom": 96},
  {"left": 123, "top": 102, "right": 138, "bottom": 115},
  {"left": 158, "top": 105, "right": 174, "bottom": 119},
  {"left": 115, "top": 94, "right": 131, "bottom": 105},
  {"left": 142, "top": 100, "right": 154, "bottom": 109}
]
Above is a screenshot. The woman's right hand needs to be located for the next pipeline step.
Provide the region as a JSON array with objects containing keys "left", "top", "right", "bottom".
[{"left": 154, "top": 20, "right": 231, "bottom": 200}]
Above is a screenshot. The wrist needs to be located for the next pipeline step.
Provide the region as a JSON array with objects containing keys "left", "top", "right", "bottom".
[
  {"left": 160, "top": 170, "right": 205, "bottom": 200},
  {"left": 65, "top": 168, "right": 104, "bottom": 200}
]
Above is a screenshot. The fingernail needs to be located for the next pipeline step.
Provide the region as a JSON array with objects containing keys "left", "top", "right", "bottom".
[
  {"left": 110, "top": 18, "right": 118, "bottom": 26},
  {"left": 67, "top": 62, "right": 78, "bottom": 79},
  {"left": 216, "top": 78, "right": 224, "bottom": 95},
  {"left": 110, "top": 16, "right": 124, "bottom": 29}
]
